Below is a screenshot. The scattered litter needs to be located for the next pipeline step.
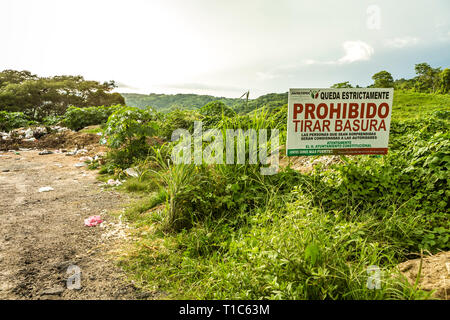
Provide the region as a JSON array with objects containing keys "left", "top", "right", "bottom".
[
  {"left": 41, "top": 285, "right": 65, "bottom": 296},
  {"left": 75, "top": 149, "right": 88, "bottom": 155},
  {"left": 124, "top": 167, "right": 139, "bottom": 178},
  {"left": 74, "top": 163, "right": 86, "bottom": 168},
  {"left": 24, "top": 128, "right": 34, "bottom": 139},
  {"left": 100, "top": 215, "right": 129, "bottom": 240},
  {"left": 79, "top": 156, "right": 93, "bottom": 163},
  {"left": 84, "top": 215, "right": 103, "bottom": 227},
  {"left": 2, "top": 169, "right": 10, "bottom": 173},
  {"left": 0, "top": 132, "right": 10, "bottom": 140},
  {"left": 39, "top": 150, "right": 54, "bottom": 155},
  {"left": 107, "top": 179, "right": 123, "bottom": 186},
  {"left": 19, "top": 148, "right": 31, "bottom": 151},
  {"left": 39, "top": 186, "right": 54, "bottom": 192}
]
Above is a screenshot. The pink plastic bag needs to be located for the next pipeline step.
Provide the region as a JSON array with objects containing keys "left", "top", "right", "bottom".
[{"left": 84, "top": 215, "right": 103, "bottom": 227}]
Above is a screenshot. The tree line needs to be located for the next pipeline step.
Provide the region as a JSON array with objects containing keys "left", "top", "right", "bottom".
[
  {"left": 332, "top": 62, "right": 450, "bottom": 93},
  {"left": 0, "top": 70, "right": 124, "bottom": 120}
]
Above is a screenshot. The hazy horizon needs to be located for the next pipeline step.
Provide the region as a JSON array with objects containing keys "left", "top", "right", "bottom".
[{"left": 1, "top": 0, "right": 449, "bottom": 99}]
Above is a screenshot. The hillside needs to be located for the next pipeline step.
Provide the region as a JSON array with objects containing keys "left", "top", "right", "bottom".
[
  {"left": 122, "top": 91, "right": 450, "bottom": 121},
  {"left": 121, "top": 93, "right": 241, "bottom": 112},
  {"left": 121, "top": 92, "right": 289, "bottom": 113}
]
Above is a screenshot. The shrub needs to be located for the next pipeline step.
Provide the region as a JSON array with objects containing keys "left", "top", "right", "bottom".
[
  {"left": 103, "top": 106, "right": 159, "bottom": 167},
  {"left": 0, "top": 111, "right": 34, "bottom": 131},
  {"left": 62, "top": 105, "right": 122, "bottom": 131},
  {"left": 199, "top": 101, "right": 235, "bottom": 127},
  {"left": 159, "top": 109, "right": 203, "bottom": 140}
]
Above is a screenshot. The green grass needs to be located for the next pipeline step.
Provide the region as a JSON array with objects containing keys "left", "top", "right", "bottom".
[
  {"left": 392, "top": 91, "right": 450, "bottom": 121},
  {"left": 79, "top": 125, "right": 103, "bottom": 134},
  {"left": 117, "top": 188, "right": 436, "bottom": 299}
]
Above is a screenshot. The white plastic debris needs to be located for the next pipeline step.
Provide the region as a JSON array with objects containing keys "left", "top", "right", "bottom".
[
  {"left": 124, "top": 168, "right": 139, "bottom": 178},
  {"left": 1, "top": 132, "right": 11, "bottom": 140},
  {"left": 39, "top": 187, "right": 54, "bottom": 192},
  {"left": 24, "top": 128, "right": 34, "bottom": 139},
  {"left": 74, "top": 163, "right": 87, "bottom": 167},
  {"left": 107, "top": 179, "right": 122, "bottom": 186},
  {"left": 75, "top": 149, "right": 88, "bottom": 155},
  {"left": 79, "top": 156, "right": 93, "bottom": 162},
  {"left": 39, "top": 150, "right": 53, "bottom": 155}
]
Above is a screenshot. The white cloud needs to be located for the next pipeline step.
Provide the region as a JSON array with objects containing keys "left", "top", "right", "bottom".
[
  {"left": 304, "top": 41, "right": 374, "bottom": 65},
  {"left": 338, "top": 41, "right": 374, "bottom": 63},
  {"left": 384, "top": 36, "right": 420, "bottom": 48}
]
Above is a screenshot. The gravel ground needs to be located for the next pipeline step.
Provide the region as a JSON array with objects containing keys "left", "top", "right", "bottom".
[{"left": 0, "top": 150, "right": 145, "bottom": 300}]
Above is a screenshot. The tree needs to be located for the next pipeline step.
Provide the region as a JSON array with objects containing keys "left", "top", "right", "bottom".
[
  {"left": 439, "top": 68, "right": 450, "bottom": 94},
  {"left": 372, "top": 71, "right": 394, "bottom": 88},
  {"left": 0, "top": 70, "right": 37, "bottom": 87},
  {"left": 331, "top": 81, "right": 353, "bottom": 88},
  {"left": 394, "top": 78, "right": 415, "bottom": 90},
  {"left": 0, "top": 70, "right": 125, "bottom": 120},
  {"left": 414, "top": 63, "right": 441, "bottom": 93}
]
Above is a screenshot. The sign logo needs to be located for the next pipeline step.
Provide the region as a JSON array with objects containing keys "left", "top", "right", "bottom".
[{"left": 310, "top": 90, "right": 320, "bottom": 99}]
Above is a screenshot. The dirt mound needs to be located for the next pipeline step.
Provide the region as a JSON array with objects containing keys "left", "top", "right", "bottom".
[
  {"left": 398, "top": 251, "right": 450, "bottom": 299},
  {"left": 0, "top": 131, "right": 100, "bottom": 151},
  {"left": 36, "top": 131, "right": 100, "bottom": 149}
]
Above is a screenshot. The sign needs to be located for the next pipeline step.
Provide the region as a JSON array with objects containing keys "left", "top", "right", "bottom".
[{"left": 287, "top": 88, "right": 393, "bottom": 156}]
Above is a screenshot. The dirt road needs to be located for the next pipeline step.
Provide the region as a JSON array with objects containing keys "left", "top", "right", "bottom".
[{"left": 0, "top": 150, "right": 141, "bottom": 300}]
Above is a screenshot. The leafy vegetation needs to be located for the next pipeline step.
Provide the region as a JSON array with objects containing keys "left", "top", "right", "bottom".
[
  {"left": 0, "top": 111, "right": 35, "bottom": 131},
  {"left": 122, "top": 93, "right": 240, "bottom": 113},
  {"left": 0, "top": 70, "right": 125, "bottom": 120},
  {"left": 90, "top": 89, "right": 449, "bottom": 300},
  {"left": 62, "top": 105, "right": 123, "bottom": 131},
  {"left": 102, "top": 106, "right": 160, "bottom": 168}
]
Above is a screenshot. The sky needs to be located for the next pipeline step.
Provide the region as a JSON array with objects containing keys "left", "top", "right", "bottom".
[{"left": 1, "top": 0, "right": 449, "bottom": 98}]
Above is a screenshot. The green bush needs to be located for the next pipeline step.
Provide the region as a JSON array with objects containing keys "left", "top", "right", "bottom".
[
  {"left": 199, "top": 101, "right": 235, "bottom": 127},
  {"left": 0, "top": 111, "right": 34, "bottom": 131},
  {"left": 42, "top": 115, "right": 64, "bottom": 126},
  {"left": 159, "top": 109, "right": 203, "bottom": 140},
  {"left": 62, "top": 105, "right": 122, "bottom": 131},
  {"left": 103, "top": 106, "right": 159, "bottom": 168},
  {"left": 310, "top": 130, "right": 449, "bottom": 251}
]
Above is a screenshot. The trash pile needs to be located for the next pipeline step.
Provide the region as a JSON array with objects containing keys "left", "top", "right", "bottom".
[
  {"left": 0, "top": 126, "right": 102, "bottom": 151},
  {"left": 0, "top": 126, "right": 69, "bottom": 142}
]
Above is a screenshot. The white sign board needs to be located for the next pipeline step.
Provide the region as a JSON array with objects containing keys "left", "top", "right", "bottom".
[{"left": 287, "top": 88, "right": 393, "bottom": 156}]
